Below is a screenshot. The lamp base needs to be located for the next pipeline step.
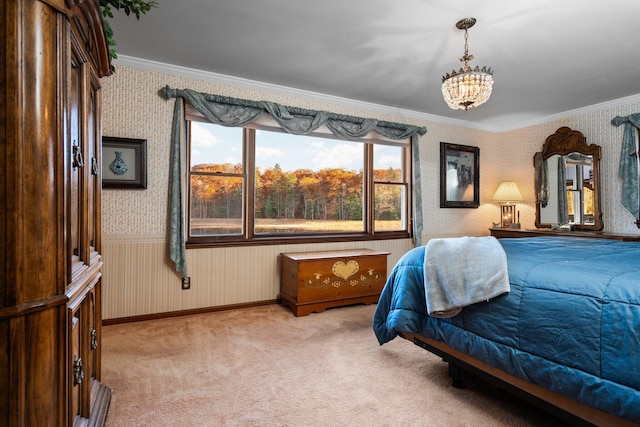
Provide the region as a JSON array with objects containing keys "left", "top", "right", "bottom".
[{"left": 500, "top": 204, "right": 516, "bottom": 228}]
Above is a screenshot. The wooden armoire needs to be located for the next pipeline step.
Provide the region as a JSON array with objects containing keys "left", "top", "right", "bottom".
[{"left": 1, "top": 0, "right": 112, "bottom": 426}]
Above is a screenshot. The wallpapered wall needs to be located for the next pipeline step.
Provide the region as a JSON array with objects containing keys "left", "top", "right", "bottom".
[{"left": 100, "top": 63, "right": 640, "bottom": 319}]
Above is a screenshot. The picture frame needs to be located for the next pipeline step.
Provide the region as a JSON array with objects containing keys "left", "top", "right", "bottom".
[
  {"left": 102, "top": 136, "right": 147, "bottom": 189},
  {"left": 440, "top": 142, "right": 479, "bottom": 208}
]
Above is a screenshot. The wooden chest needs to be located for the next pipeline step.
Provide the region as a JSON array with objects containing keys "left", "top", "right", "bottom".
[{"left": 279, "top": 249, "right": 390, "bottom": 316}]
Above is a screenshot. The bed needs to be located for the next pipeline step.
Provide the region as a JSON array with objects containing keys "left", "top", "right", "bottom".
[{"left": 373, "top": 236, "right": 640, "bottom": 426}]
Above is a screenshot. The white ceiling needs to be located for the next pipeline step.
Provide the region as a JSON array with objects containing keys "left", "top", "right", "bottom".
[{"left": 108, "top": 0, "right": 640, "bottom": 131}]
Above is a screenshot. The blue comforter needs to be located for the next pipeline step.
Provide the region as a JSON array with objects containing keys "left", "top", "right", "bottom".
[{"left": 373, "top": 237, "right": 640, "bottom": 422}]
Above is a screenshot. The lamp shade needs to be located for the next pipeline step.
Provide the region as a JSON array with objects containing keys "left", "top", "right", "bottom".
[{"left": 492, "top": 181, "right": 523, "bottom": 202}]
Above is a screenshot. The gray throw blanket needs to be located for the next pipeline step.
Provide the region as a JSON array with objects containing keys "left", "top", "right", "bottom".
[{"left": 425, "top": 236, "right": 510, "bottom": 318}]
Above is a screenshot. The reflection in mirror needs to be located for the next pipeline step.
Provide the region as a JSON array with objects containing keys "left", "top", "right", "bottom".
[
  {"left": 440, "top": 142, "right": 479, "bottom": 208},
  {"left": 539, "top": 154, "right": 594, "bottom": 225},
  {"left": 446, "top": 151, "right": 474, "bottom": 202},
  {"left": 535, "top": 127, "right": 602, "bottom": 231}
]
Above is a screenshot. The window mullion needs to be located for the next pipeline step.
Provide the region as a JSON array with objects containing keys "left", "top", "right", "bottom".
[
  {"left": 365, "top": 143, "right": 374, "bottom": 234},
  {"left": 245, "top": 128, "right": 255, "bottom": 239}
]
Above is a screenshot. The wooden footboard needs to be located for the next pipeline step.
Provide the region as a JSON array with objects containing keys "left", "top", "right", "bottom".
[{"left": 400, "top": 332, "right": 639, "bottom": 427}]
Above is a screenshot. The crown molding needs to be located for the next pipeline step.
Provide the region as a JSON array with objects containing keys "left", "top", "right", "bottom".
[
  {"left": 113, "top": 55, "right": 492, "bottom": 131},
  {"left": 500, "top": 93, "right": 640, "bottom": 132},
  {"left": 113, "top": 55, "right": 640, "bottom": 134}
]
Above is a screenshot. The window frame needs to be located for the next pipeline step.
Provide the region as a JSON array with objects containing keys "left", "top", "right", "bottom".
[{"left": 185, "top": 118, "right": 412, "bottom": 248}]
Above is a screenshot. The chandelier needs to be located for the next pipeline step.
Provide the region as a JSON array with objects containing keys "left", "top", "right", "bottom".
[{"left": 441, "top": 18, "right": 494, "bottom": 111}]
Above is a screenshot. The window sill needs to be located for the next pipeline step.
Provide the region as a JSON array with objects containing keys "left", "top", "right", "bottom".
[{"left": 186, "top": 232, "right": 411, "bottom": 249}]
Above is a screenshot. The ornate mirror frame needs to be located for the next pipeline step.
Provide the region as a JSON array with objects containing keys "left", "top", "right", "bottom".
[{"left": 534, "top": 127, "right": 603, "bottom": 231}]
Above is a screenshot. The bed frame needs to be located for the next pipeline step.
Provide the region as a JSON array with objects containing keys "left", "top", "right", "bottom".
[{"left": 400, "top": 332, "right": 639, "bottom": 427}]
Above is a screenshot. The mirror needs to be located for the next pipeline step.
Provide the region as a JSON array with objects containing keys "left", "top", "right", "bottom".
[
  {"left": 440, "top": 142, "right": 480, "bottom": 208},
  {"left": 534, "top": 127, "right": 603, "bottom": 231}
]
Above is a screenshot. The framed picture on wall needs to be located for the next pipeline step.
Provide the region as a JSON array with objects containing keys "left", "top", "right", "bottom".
[
  {"left": 102, "top": 136, "right": 148, "bottom": 189},
  {"left": 440, "top": 142, "right": 479, "bottom": 208}
]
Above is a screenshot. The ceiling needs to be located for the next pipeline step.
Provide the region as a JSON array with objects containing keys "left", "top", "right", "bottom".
[{"left": 108, "top": 0, "right": 640, "bottom": 131}]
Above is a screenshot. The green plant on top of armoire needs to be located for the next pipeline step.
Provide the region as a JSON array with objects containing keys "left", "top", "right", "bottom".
[{"left": 99, "top": 0, "right": 158, "bottom": 60}]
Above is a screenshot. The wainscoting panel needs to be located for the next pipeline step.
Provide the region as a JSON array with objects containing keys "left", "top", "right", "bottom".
[{"left": 102, "top": 238, "right": 414, "bottom": 320}]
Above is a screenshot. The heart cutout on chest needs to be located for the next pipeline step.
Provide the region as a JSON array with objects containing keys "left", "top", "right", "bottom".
[{"left": 332, "top": 260, "right": 359, "bottom": 280}]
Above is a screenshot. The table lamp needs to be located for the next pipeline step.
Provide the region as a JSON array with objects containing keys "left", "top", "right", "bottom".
[{"left": 492, "top": 181, "right": 523, "bottom": 228}]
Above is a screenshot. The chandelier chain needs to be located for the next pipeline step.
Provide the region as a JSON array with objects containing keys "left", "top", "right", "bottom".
[{"left": 460, "top": 27, "right": 474, "bottom": 69}]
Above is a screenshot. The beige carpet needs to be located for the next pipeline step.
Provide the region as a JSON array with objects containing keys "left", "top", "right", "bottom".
[{"left": 102, "top": 304, "right": 567, "bottom": 426}]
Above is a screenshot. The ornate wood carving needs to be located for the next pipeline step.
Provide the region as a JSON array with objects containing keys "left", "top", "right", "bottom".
[
  {"left": 541, "top": 126, "right": 600, "bottom": 159},
  {"left": 535, "top": 127, "right": 603, "bottom": 232}
]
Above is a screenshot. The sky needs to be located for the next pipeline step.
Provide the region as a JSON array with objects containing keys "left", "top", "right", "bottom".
[{"left": 190, "top": 121, "right": 401, "bottom": 173}]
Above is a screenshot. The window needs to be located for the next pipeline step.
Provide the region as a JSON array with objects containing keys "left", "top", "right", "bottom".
[
  {"left": 187, "top": 119, "right": 411, "bottom": 246},
  {"left": 564, "top": 159, "right": 594, "bottom": 225}
]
